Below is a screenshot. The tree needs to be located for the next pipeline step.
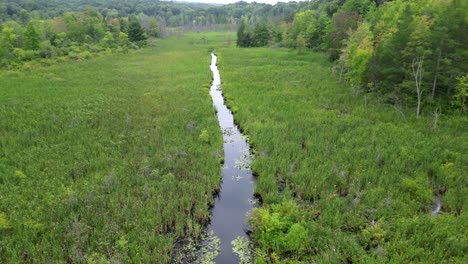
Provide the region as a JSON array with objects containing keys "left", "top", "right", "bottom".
[
  {"left": 118, "top": 17, "right": 128, "bottom": 33},
  {"left": 252, "top": 23, "right": 270, "bottom": 47},
  {"left": 63, "top": 9, "right": 105, "bottom": 43},
  {"left": 236, "top": 18, "right": 250, "bottom": 47},
  {"left": 19, "top": 9, "right": 30, "bottom": 26},
  {"left": 119, "top": 32, "right": 129, "bottom": 53},
  {"left": 429, "top": 0, "right": 468, "bottom": 101},
  {"left": 412, "top": 56, "right": 424, "bottom": 117},
  {"left": 289, "top": 10, "right": 321, "bottom": 49},
  {"left": 370, "top": 1, "right": 413, "bottom": 99},
  {"left": 148, "top": 17, "right": 159, "bottom": 37},
  {"left": 453, "top": 74, "right": 467, "bottom": 113},
  {"left": 342, "top": 0, "right": 376, "bottom": 15},
  {"left": 1, "top": 24, "right": 17, "bottom": 53},
  {"left": 342, "top": 21, "right": 374, "bottom": 90},
  {"left": 119, "top": 32, "right": 129, "bottom": 47},
  {"left": 296, "top": 34, "right": 305, "bottom": 54},
  {"left": 101, "top": 32, "right": 116, "bottom": 48},
  {"left": 327, "top": 11, "right": 360, "bottom": 60},
  {"left": 23, "top": 21, "right": 41, "bottom": 50},
  {"left": 127, "top": 16, "right": 147, "bottom": 42}
]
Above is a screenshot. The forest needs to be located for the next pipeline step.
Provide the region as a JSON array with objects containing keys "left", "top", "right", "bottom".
[
  {"left": 0, "top": 0, "right": 307, "bottom": 68},
  {"left": 0, "top": 0, "right": 467, "bottom": 263},
  {"left": 236, "top": 0, "right": 468, "bottom": 115}
]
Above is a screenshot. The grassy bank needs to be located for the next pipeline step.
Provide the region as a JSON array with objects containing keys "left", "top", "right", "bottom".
[
  {"left": 0, "top": 32, "right": 234, "bottom": 262},
  {"left": 219, "top": 48, "right": 467, "bottom": 262}
]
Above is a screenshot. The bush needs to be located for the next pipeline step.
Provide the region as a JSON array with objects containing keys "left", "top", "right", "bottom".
[
  {"left": 199, "top": 129, "right": 210, "bottom": 143},
  {"left": 13, "top": 48, "right": 36, "bottom": 61}
]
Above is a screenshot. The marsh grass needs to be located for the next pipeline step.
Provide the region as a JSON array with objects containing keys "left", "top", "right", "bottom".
[
  {"left": 1, "top": 31, "right": 465, "bottom": 262},
  {"left": 218, "top": 47, "right": 467, "bottom": 262},
  {"left": 0, "top": 32, "right": 234, "bottom": 262}
]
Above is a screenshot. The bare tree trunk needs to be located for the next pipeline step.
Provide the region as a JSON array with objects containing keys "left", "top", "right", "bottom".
[
  {"left": 432, "top": 107, "right": 440, "bottom": 129},
  {"left": 412, "top": 57, "right": 424, "bottom": 118},
  {"left": 393, "top": 105, "right": 407, "bottom": 120},
  {"left": 432, "top": 49, "right": 441, "bottom": 99}
]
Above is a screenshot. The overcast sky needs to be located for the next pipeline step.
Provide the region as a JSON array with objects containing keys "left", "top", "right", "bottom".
[{"left": 174, "top": 0, "right": 306, "bottom": 5}]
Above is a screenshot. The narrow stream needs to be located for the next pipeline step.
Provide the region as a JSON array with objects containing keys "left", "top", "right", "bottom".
[
  {"left": 203, "top": 53, "right": 256, "bottom": 263},
  {"left": 431, "top": 195, "right": 442, "bottom": 217}
]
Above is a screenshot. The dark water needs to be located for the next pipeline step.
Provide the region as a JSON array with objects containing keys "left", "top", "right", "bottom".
[{"left": 203, "top": 53, "right": 255, "bottom": 263}]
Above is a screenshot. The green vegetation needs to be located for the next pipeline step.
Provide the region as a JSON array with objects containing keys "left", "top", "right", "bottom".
[
  {"left": 237, "top": 19, "right": 271, "bottom": 48},
  {"left": 0, "top": 0, "right": 308, "bottom": 68},
  {"left": 0, "top": 8, "right": 157, "bottom": 68},
  {"left": 218, "top": 47, "right": 467, "bottom": 262},
  {"left": 1, "top": 0, "right": 466, "bottom": 263},
  {"left": 0, "top": 0, "right": 305, "bottom": 28},
  {"left": 237, "top": 0, "right": 468, "bottom": 113},
  {"left": 0, "top": 32, "right": 234, "bottom": 262}
]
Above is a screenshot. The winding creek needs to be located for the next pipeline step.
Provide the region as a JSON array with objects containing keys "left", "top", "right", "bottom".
[
  {"left": 202, "top": 53, "right": 256, "bottom": 263},
  {"left": 202, "top": 53, "right": 444, "bottom": 262}
]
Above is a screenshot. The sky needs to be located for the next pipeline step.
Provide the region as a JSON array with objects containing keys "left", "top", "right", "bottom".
[{"left": 174, "top": 0, "right": 307, "bottom": 5}]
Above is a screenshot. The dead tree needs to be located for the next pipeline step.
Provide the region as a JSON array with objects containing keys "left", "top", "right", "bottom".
[
  {"left": 432, "top": 49, "right": 441, "bottom": 99},
  {"left": 432, "top": 107, "right": 440, "bottom": 130},
  {"left": 412, "top": 57, "right": 424, "bottom": 117}
]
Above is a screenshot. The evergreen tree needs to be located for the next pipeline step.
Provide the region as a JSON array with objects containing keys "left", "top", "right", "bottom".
[
  {"left": 127, "top": 16, "right": 147, "bottom": 42},
  {"left": 252, "top": 23, "right": 270, "bottom": 47},
  {"left": 119, "top": 17, "right": 128, "bottom": 33},
  {"left": 236, "top": 18, "right": 250, "bottom": 47}
]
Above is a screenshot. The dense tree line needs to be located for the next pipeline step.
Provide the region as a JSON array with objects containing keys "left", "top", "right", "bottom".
[
  {"left": 237, "top": 19, "right": 271, "bottom": 48},
  {"left": 0, "top": 0, "right": 306, "bottom": 28},
  {"left": 0, "top": 0, "right": 311, "bottom": 67},
  {"left": 334, "top": 0, "right": 467, "bottom": 115},
  {"left": 0, "top": 7, "right": 155, "bottom": 67},
  {"left": 237, "top": 0, "right": 468, "bottom": 114}
]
